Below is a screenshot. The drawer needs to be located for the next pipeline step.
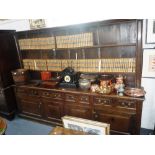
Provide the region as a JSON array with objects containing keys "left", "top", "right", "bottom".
[
  {"left": 78, "top": 95, "right": 90, "bottom": 104},
  {"left": 42, "top": 91, "right": 51, "bottom": 97},
  {"left": 15, "top": 87, "right": 27, "bottom": 94},
  {"left": 41, "top": 91, "right": 63, "bottom": 100},
  {"left": 27, "top": 89, "right": 40, "bottom": 96},
  {"left": 51, "top": 92, "right": 63, "bottom": 100},
  {"left": 116, "top": 99, "right": 136, "bottom": 109},
  {"left": 93, "top": 97, "right": 112, "bottom": 106},
  {"left": 65, "top": 93, "right": 78, "bottom": 103},
  {"left": 16, "top": 87, "right": 40, "bottom": 97}
]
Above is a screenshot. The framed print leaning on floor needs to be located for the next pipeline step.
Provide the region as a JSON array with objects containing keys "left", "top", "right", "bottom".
[
  {"left": 142, "top": 49, "right": 155, "bottom": 78},
  {"left": 62, "top": 116, "right": 110, "bottom": 135}
]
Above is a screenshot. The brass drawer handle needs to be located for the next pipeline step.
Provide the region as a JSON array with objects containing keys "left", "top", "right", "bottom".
[
  {"left": 103, "top": 100, "right": 107, "bottom": 104},
  {"left": 28, "top": 91, "right": 38, "bottom": 96},
  {"left": 81, "top": 97, "right": 88, "bottom": 101},
  {"left": 53, "top": 94, "right": 57, "bottom": 97},
  {"left": 98, "top": 99, "right": 101, "bottom": 103},
  {"left": 43, "top": 92, "right": 49, "bottom": 96},
  {"left": 68, "top": 96, "right": 75, "bottom": 99}
]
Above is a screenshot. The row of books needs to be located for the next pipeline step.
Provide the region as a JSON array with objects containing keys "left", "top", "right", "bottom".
[
  {"left": 56, "top": 32, "right": 93, "bottom": 48},
  {"left": 23, "top": 58, "right": 135, "bottom": 73},
  {"left": 18, "top": 32, "right": 93, "bottom": 50},
  {"left": 18, "top": 37, "right": 55, "bottom": 50}
]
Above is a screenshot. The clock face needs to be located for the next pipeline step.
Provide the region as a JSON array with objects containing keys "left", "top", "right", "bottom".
[{"left": 64, "top": 75, "right": 71, "bottom": 83}]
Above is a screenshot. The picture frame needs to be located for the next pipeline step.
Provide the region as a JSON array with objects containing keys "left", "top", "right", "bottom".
[
  {"left": 29, "top": 19, "right": 46, "bottom": 29},
  {"left": 62, "top": 116, "right": 110, "bottom": 135},
  {"left": 146, "top": 19, "right": 155, "bottom": 44},
  {"left": 142, "top": 49, "right": 155, "bottom": 78}
]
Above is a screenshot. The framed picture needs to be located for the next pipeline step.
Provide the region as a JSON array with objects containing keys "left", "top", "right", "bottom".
[
  {"left": 142, "top": 49, "right": 155, "bottom": 78},
  {"left": 29, "top": 19, "right": 46, "bottom": 29},
  {"left": 62, "top": 116, "right": 110, "bottom": 135},
  {"left": 146, "top": 19, "right": 155, "bottom": 44}
]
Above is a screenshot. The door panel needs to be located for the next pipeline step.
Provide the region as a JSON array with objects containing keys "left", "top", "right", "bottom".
[
  {"left": 17, "top": 97, "right": 42, "bottom": 118},
  {"left": 43, "top": 99, "right": 63, "bottom": 122},
  {"left": 94, "top": 110, "right": 135, "bottom": 133}
]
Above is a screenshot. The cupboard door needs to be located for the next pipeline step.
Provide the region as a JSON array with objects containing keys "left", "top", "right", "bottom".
[
  {"left": 93, "top": 110, "right": 136, "bottom": 134},
  {"left": 43, "top": 99, "right": 63, "bottom": 122},
  {"left": 17, "top": 97, "right": 42, "bottom": 118},
  {"left": 64, "top": 105, "right": 92, "bottom": 119}
]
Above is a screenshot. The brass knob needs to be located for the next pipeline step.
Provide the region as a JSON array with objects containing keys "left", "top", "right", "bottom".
[
  {"left": 34, "top": 91, "right": 37, "bottom": 95},
  {"left": 94, "top": 114, "right": 98, "bottom": 118},
  {"left": 122, "top": 102, "right": 125, "bottom": 106},
  {"left": 104, "top": 100, "right": 107, "bottom": 104},
  {"left": 38, "top": 102, "right": 42, "bottom": 108},
  {"left": 93, "top": 111, "right": 96, "bottom": 114},
  {"left": 98, "top": 99, "right": 101, "bottom": 103}
]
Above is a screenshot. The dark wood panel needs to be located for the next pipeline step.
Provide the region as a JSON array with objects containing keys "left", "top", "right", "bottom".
[
  {"left": 98, "top": 21, "right": 136, "bottom": 45},
  {"left": 55, "top": 50, "right": 70, "bottom": 59},
  {"left": 84, "top": 48, "right": 99, "bottom": 59},
  {"left": 0, "top": 31, "right": 20, "bottom": 119},
  {"left": 70, "top": 49, "right": 84, "bottom": 59},
  {"left": 17, "top": 97, "right": 42, "bottom": 118},
  {"left": 100, "top": 46, "right": 136, "bottom": 58}
]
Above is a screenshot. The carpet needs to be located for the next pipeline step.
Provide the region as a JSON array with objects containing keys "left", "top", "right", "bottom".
[{"left": 5, "top": 116, "right": 53, "bottom": 135}]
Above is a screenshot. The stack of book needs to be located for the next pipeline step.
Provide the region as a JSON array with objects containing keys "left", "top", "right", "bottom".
[
  {"left": 34, "top": 59, "right": 47, "bottom": 71},
  {"left": 22, "top": 58, "right": 135, "bottom": 73},
  {"left": 23, "top": 59, "right": 35, "bottom": 70},
  {"left": 100, "top": 58, "right": 135, "bottom": 73},
  {"left": 18, "top": 37, "right": 55, "bottom": 50},
  {"left": 46, "top": 59, "right": 62, "bottom": 71},
  {"left": 56, "top": 32, "right": 93, "bottom": 48}
]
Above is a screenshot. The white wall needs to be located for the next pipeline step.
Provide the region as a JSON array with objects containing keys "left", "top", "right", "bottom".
[
  {"left": 141, "top": 78, "right": 155, "bottom": 129},
  {"left": 141, "top": 19, "right": 155, "bottom": 129},
  {"left": 0, "top": 18, "right": 106, "bottom": 31},
  {"left": 0, "top": 19, "right": 154, "bottom": 129},
  {"left": 0, "top": 19, "right": 30, "bottom": 31}
]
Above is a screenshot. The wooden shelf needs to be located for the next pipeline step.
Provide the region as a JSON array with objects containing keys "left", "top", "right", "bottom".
[{"left": 19, "top": 43, "right": 136, "bottom": 51}]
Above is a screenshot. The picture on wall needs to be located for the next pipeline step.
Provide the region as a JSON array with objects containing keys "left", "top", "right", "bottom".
[
  {"left": 142, "top": 49, "right": 155, "bottom": 78},
  {"left": 29, "top": 19, "right": 46, "bottom": 29},
  {"left": 146, "top": 19, "right": 155, "bottom": 44}
]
